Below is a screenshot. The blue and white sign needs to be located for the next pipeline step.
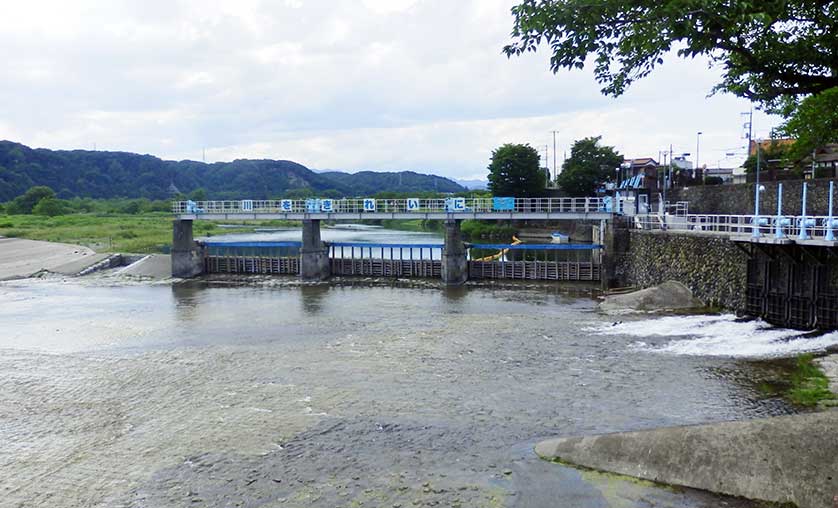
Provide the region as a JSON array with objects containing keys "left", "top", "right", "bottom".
[
  {"left": 241, "top": 199, "right": 253, "bottom": 212},
  {"left": 280, "top": 200, "right": 293, "bottom": 212},
  {"left": 445, "top": 197, "right": 466, "bottom": 212},
  {"left": 363, "top": 198, "right": 376, "bottom": 212},
  {"left": 305, "top": 199, "right": 320, "bottom": 212},
  {"left": 321, "top": 199, "right": 334, "bottom": 212},
  {"left": 407, "top": 198, "right": 420, "bottom": 211}
]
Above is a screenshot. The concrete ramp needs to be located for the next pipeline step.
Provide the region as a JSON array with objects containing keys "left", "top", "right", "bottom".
[
  {"left": 535, "top": 412, "right": 838, "bottom": 508},
  {"left": 0, "top": 238, "right": 98, "bottom": 280},
  {"left": 115, "top": 254, "right": 172, "bottom": 279}
]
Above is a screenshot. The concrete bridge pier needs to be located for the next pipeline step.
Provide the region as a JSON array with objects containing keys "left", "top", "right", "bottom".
[
  {"left": 597, "top": 218, "right": 620, "bottom": 290},
  {"left": 301, "top": 219, "right": 330, "bottom": 281},
  {"left": 172, "top": 219, "right": 205, "bottom": 278},
  {"left": 441, "top": 219, "right": 468, "bottom": 285}
]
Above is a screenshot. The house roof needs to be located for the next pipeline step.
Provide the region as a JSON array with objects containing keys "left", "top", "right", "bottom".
[{"left": 624, "top": 157, "right": 658, "bottom": 168}]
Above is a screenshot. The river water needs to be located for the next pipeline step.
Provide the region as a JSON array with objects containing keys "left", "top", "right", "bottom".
[{"left": 3, "top": 226, "right": 838, "bottom": 507}]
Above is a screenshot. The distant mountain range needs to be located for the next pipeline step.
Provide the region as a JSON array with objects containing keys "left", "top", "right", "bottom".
[
  {"left": 0, "top": 140, "right": 465, "bottom": 201},
  {"left": 454, "top": 179, "right": 488, "bottom": 190}
]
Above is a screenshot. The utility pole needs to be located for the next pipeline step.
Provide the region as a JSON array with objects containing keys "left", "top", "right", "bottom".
[
  {"left": 551, "top": 130, "right": 559, "bottom": 178},
  {"left": 696, "top": 131, "right": 703, "bottom": 183},
  {"left": 741, "top": 109, "right": 753, "bottom": 152},
  {"left": 753, "top": 138, "right": 762, "bottom": 238},
  {"left": 669, "top": 144, "right": 674, "bottom": 192},
  {"left": 544, "top": 144, "right": 549, "bottom": 180},
  {"left": 661, "top": 150, "right": 668, "bottom": 215}
]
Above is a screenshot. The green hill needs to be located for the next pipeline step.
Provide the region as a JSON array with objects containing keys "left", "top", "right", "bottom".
[{"left": 0, "top": 140, "right": 465, "bottom": 201}]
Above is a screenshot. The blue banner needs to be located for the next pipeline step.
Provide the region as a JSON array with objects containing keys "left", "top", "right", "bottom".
[{"left": 492, "top": 197, "right": 515, "bottom": 211}]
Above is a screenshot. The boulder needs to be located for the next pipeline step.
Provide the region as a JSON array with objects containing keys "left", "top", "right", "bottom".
[{"left": 600, "top": 280, "right": 702, "bottom": 312}]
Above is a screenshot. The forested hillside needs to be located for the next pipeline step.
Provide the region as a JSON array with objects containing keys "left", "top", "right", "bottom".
[{"left": 0, "top": 141, "right": 464, "bottom": 201}]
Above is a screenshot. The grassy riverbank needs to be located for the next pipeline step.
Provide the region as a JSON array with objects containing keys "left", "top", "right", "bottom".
[{"left": 0, "top": 214, "right": 297, "bottom": 253}]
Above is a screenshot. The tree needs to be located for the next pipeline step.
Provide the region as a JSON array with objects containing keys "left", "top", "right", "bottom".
[
  {"left": 556, "top": 137, "right": 622, "bottom": 197},
  {"left": 777, "top": 88, "right": 838, "bottom": 159},
  {"left": 32, "top": 197, "right": 67, "bottom": 217},
  {"left": 487, "top": 144, "right": 545, "bottom": 197},
  {"left": 188, "top": 188, "right": 207, "bottom": 201},
  {"left": 503, "top": 1, "right": 838, "bottom": 107},
  {"left": 6, "top": 186, "right": 55, "bottom": 214}
]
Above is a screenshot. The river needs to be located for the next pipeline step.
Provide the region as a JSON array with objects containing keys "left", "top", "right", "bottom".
[{"left": 3, "top": 226, "right": 837, "bottom": 507}]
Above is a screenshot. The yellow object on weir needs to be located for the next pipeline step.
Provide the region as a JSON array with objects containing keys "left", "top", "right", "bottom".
[{"left": 472, "top": 236, "right": 522, "bottom": 262}]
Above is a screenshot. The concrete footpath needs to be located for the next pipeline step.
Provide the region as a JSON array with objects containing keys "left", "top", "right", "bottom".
[
  {"left": 536, "top": 411, "right": 838, "bottom": 508},
  {"left": 0, "top": 237, "right": 102, "bottom": 280}
]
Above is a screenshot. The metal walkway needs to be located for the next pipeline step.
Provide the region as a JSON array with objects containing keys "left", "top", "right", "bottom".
[{"left": 174, "top": 197, "right": 612, "bottom": 221}]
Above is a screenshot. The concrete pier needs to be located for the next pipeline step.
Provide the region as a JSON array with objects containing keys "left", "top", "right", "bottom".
[
  {"left": 300, "top": 219, "right": 330, "bottom": 281},
  {"left": 171, "top": 219, "right": 204, "bottom": 278},
  {"left": 441, "top": 219, "right": 467, "bottom": 285}
]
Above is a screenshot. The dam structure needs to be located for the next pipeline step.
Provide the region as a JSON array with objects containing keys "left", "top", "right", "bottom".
[
  {"left": 171, "top": 197, "right": 613, "bottom": 285},
  {"left": 627, "top": 181, "right": 838, "bottom": 330}
]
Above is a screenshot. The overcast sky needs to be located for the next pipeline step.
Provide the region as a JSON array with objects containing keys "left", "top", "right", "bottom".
[{"left": 0, "top": 0, "right": 780, "bottom": 180}]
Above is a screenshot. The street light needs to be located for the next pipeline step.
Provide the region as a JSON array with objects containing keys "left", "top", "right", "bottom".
[{"left": 696, "top": 131, "right": 703, "bottom": 182}]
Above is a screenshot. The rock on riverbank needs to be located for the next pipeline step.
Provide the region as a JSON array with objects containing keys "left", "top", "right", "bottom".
[{"left": 599, "top": 280, "right": 703, "bottom": 313}]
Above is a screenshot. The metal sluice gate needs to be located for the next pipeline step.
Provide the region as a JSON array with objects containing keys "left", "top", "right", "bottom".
[{"left": 199, "top": 241, "right": 603, "bottom": 281}]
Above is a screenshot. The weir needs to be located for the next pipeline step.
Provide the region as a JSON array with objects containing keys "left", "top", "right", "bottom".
[
  {"left": 171, "top": 196, "right": 613, "bottom": 285},
  {"left": 192, "top": 229, "right": 604, "bottom": 284}
]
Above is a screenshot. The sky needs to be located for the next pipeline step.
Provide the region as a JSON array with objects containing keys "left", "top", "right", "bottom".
[{"left": 0, "top": 0, "right": 781, "bottom": 181}]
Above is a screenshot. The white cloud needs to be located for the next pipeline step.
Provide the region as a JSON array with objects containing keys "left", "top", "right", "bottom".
[{"left": 0, "top": 0, "right": 781, "bottom": 180}]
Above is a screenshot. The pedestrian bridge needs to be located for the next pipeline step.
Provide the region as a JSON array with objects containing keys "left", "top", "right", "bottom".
[{"left": 173, "top": 197, "right": 613, "bottom": 221}]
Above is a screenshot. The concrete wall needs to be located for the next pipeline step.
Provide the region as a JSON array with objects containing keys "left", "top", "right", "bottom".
[
  {"left": 535, "top": 411, "right": 838, "bottom": 508},
  {"left": 615, "top": 230, "right": 748, "bottom": 310},
  {"left": 669, "top": 178, "right": 838, "bottom": 216}
]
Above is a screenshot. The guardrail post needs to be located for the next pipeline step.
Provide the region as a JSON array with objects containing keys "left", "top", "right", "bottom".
[
  {"left": 827, "top": 181, "right": 836, "bottom": 242},
  {"left": 172, "top": 219, "right": 205, "bottom": 278},
  {"left": 775, "top": 183, "right": 784, "bottom": 239},
  {"left": 752, "top": 183, "right": 762, "bottom": 238},
  {"left": 301, "top": 219, "right": 331, "bottom": 281},
  {"left": 441, "top": 219, "right": 468, "bottom": 285},
  {"left": 798, "top": 182, "right": 811, "bottom": 240}
]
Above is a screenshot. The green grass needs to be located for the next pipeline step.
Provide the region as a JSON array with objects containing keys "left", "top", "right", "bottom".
[
  {"left": 0, "top": 213, "right": 298, "bottom": 254},
  {"left": 787, "top": 354, "right": 836, "bottom": 406}
]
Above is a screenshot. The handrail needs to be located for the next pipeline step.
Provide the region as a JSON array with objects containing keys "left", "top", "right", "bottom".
[
  {"left": 631, "top": 213, "right": 838, "bottom": 241},
  {"left": 469, "top": 243, "right": 604, "bottom": 250},
  {"left": 202, "top": 241, "right": 302, "bottom": 247},
  {"left": 172, "top": 197, "right": 608, "bottom": 215}
]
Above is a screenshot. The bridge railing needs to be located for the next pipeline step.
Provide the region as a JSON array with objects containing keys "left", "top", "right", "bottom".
[
  {"left": 172, "top": 197, "right": 607, "bottom": 215},
  {"left": 632, "top": 213, "right": 838, "bottom": 241}
]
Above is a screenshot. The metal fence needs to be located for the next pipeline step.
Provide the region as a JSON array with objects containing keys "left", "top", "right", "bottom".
[
  {"left": 173, "top": 197, "right": 607, "bottom": 215},
  {"left": 631, "top": 213, "right": 838, "bottom": 241}
]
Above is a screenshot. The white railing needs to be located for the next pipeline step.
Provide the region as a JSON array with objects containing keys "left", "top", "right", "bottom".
[
  {"left": 172, "top": 197, "right": 608, "bottom": 215},
  {"left": 632, "top": 213, "right": 838, "bottom": 241}
]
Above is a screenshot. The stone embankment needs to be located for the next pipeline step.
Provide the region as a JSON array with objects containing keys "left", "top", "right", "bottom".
[
  {"left": 615, "top": 229, "right": 748, "bottom": 311},
  {"left": 536, "top": 411, "right": 838, "bottom": 508},
  {"left": 669, "top": 178, "right": 837, "bottom": 216}
]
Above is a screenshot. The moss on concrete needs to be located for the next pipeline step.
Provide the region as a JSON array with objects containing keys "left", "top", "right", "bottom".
[{"left": 788, "top": 354, "right": 836, "bottom": 407}]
